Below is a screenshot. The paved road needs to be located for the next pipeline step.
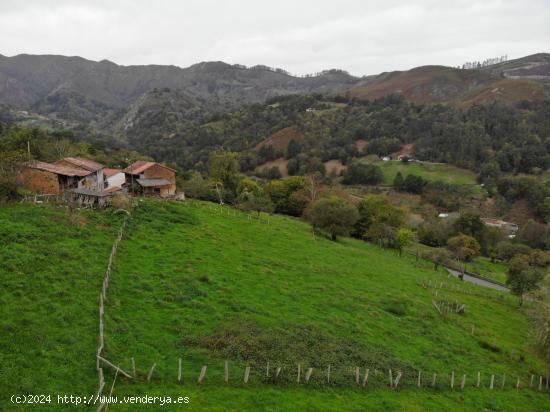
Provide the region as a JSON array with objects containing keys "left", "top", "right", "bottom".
[{"left": 446, "top": 268, "right": 510, "bottom": 292}]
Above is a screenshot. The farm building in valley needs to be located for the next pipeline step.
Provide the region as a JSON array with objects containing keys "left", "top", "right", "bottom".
[
  {"left": 19, "top": 156, "right": 113, "bottom": 207},
  {"left": 19, "top": 161, "right": 92, "bottom": 194},
  {"left": 123, "top": 161, "right": 177, "bottom": 197},
  {"left": 482, "top": 217, "right": 519, "bottom": 238},
  {"left": 55, "top": 157, "right": 105, "bottom": 191}
]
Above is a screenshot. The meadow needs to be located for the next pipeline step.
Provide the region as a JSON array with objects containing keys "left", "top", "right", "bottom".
[
  {"left": 366, "top": 159, "right": 478, "bottom": 186},
  {"left": 1, "top": 200, "right": 548, "bottom": 411},
  {"left": 103, "top": 200, "right": 547, "bottom": 411}
]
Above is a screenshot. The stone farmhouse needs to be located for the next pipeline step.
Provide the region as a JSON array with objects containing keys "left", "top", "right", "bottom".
[
  {"left": 19, "top": 156, "right": 178, "bottom": 204},
  {"left": 123, "top": 161, "right": 177, "bottom": 197}
]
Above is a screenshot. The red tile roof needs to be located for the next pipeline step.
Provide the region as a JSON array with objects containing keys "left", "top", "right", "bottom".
[
  {"left": 104, "top": 168, "right": 122, "bottom": 178},
  {"left": 27, "top": 161, "right": 91, "bottom": 177},
  {"left": 123, "top": 161, "right": 176, "bottom": 174},
  {"left": 59, "top": 157, "right": 104, "bottom": 172}
]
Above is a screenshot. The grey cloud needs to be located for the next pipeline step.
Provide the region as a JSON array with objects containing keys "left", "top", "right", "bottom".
[{"left": 0, "top": 0, "right": 548, "bottom": 76}]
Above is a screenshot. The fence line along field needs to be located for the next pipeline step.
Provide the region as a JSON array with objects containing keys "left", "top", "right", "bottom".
[{"left": 83, "top": 199, "right": 548, "bottom": 411}]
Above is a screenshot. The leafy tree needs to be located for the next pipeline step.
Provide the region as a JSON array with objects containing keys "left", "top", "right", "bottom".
[
  {"left": 264, "top": 176, "right": 308, "bottom": 216},
  {"left": 287, "top": 158, "right": 299, "bottom": 175},
  {"left": 507, "top": 255, "right": 544, "bottom": 305},
  {"left": 393, "top": 228, "right": 416, "bottom": 256},
  {"left": 236, "top": 178, "right": 262, "bottom": 197},
  {"left": 400, "top": 174, "right": 425, "bottom": 194},
  {"left": 418, "top": 219, "right": 454, "bottom": 247},
  {"left": 286, "top": 139, "right": 302, "bottom": 158},
  {"left": 517, "top": 219, "right": 549, "bottom": 250},
  {"left": 422, "top": 248, "right": 452, "bottom": 271},
  {"left": 354, "top": 195, "right": 405, "bottom": 242},
  {"left": 237, "top": 190, "right": 274, "bottom": 217},
  {"left": 496, "top": 241, "right": 533, "bottom": 262},
  {"left": 447, "top": 234, "right": 480, "bottom": 262},
  {"left": 208, "top": 150, "right": 240, "bottom": 193},
  {"left": 342, "top": 163, "right": 383, "bottom": 185},
  {"left": 308, "top": 197, "right": 359, "bottom": 241},
  {"left": 454, "top": 213, "right": 486, "bottom": 243},
  {"left": 181, "top": 172, "right": 210, "bottom": 199},
  {"left": 393, "top": 172, "right": 404, "bottom": 189}
]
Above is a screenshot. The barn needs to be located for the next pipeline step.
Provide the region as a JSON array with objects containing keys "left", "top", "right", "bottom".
[
  {"left": 18, "top": 161, "right": 91, "bottom": 194},
  {"left": 123, "top": 161, "right": 177, "bottom": 197},
  {"left": 55, "top": 157, "right": 105, "bottom": 192}
]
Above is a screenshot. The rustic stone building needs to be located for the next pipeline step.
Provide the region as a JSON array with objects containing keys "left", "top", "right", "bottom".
[
  {"left": 55, "top": 157, "right": 105, "bottom": 191},
  {"left": 18, "top": 161, "right": 91, "bottom": 194},
  {"left": 123, "top": 161, "right": 177, "bottom": 197}
]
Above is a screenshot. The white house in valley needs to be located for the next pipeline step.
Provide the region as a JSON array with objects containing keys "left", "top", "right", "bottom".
[{"left": 103, "top": 168, "right": 125, "bottom": 191}]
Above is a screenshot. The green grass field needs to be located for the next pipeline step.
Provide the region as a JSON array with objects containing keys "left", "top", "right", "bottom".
[
  {"left": 2, "top": 200, "right": 549, "bottom": 411},
  {"left": 365, "top": 160, "right": 478, "bottom": 186},
  {"left": 0, "top": 204, "right": 125, "bottom": 408}
]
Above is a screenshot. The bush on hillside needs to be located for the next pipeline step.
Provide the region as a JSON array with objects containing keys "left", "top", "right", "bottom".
[
  {"left": 308, "top": 196, "right": 359, "bottom": 241},
  {"left": 111, "top": 192, "right": 132, "bottom": 211},
  {"left": 342, "top": 163, "right": 383, "bottom": 185}
]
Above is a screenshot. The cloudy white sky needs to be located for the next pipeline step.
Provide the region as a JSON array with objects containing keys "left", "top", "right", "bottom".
[{"left": 1, "top": 0, "right": 549, "bottom": 76}]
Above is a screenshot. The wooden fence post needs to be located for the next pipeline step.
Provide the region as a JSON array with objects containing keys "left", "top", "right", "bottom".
[
  {"left": 355, "top": 367, "right": 360, "bottom": 385},
  {"left": 327, "top": 365, "right": 331, "bottom": 384},
  {"left": 389, "top": 369, "right": 393, "bottom": 388},
  {"left": 305, "top": 368, "right": 313, "bottom": 383},
  {"left": 530, "top": 374, "right": 534, "bottom": 387},
  {"left": 297, "top": 364, "right": 301, "bottom": 383},
  {"left": 275, "top": 367, "right": 281, "bottom": 380},
  {"left": 539, "top": 376, "right": 543, "bottom": 391},
  {"left": 178, "top": 358, "right": 182, "bottom": 383},
  {"left": 431, "top": 373, "right": 437, "bottom": 387},
  {"left": 147, "top": 363, "right": 156, "bottom": 382},
  {"left": 490, "top": 374, "right": 494, "bottom": 389},
  {"left": 224, "top": 361, "right": 229, "bottom": 383},
  {"left": 394, "top": 372, "right": 402, "bottom": 389},
  {"left": 451, "top": 371, "right": 455, "bottom": 389},
  {"left": 266, "top": 361, "right": 270, "bottom": 379},
  {"left": 460, "top": 374, "right": 466, "bottom": 390},
  {"left": 198, "top": 366, "right": 207, "bottom": 384},
  {"left": 417, "top": 371, "right": 421, "bottom": 388},
  {"left": 363, "top": 369, "right": 370, "bottom": 387},
  {"left": 476, "top": 372, "right": 481, "bottom": 388},
  {"left": 244, "top": 366, "right": 250, "bottom": 384},
  {"left": 516, "top": 377, "right": 520, "bottom": 389},
  {"left": 501, "top": 374, "right": 506, "bottom": 389},
  {"left": 131, "top": 357, "right": 136, "bottom": 378}
]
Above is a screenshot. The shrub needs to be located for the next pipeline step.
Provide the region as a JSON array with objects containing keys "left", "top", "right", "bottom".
[
  {"left": 111, "top": 192, "right": 131, "bottom": 211},
  {"left": 308, "top": 197, "right": 359, "bottom": 241},
  {"left": 447, "top": 233, "right": 480, "bottom": 261},
  {"left": 342, "top": 163, "right": 383, "bottom": 185}
]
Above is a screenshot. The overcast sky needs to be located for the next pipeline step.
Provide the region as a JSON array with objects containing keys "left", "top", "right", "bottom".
[{"left": 1, "top": 0, "right": 549, "bottom": 76}]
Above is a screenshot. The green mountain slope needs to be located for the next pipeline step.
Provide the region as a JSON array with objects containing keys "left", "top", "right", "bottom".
[{"left": 2, "top": 200, "right": 549, "bottom": 410}]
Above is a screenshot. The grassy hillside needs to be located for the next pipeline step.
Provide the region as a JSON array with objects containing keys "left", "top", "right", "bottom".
[
  {"left": 0, "top": 204, "right": 125, "bottom": 401},
  {"left": 2, "top": 200, "right": 549, "bottom": 411},
  {"left": 100, "top": 200, "right": 547, "bottom": 410},
  {"left": 363, "top": 159, "right": 478, "bottom": 186}
]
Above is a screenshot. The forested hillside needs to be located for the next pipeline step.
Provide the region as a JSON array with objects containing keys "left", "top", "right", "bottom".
[{"left": 137, "top": 93, "right": 550, "bottom": 177}]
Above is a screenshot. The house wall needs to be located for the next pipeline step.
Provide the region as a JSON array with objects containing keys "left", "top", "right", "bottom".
[
  {"left": 143, "top": 164, "right": 176, "bottom": 195},
  {"left": 143, "top": 185, "right": 173, "bottom": 197},
  {"left": 79, "top": 170, "right": 103, "bottom": 191},
  {"left": 18, "top": 168, "right": 60, "bottom": 194},
  {"left": 106, "top": 172, "right": 125, "bottom": 189},
  {"left": 56, "top": 160, "right": 104, "bottom": 191}
]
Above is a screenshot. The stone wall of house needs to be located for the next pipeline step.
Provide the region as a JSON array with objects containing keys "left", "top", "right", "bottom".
[
  {"left": 18, "top": 168, "right": 60, "bottom": 194},
  {"left": 143, "top": 164, "right": 176, "bottom": 195}
]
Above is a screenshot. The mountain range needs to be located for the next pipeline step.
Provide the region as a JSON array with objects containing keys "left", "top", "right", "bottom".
[{"left": 0, "top": 52, "right": 549, "bottom": 144}]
